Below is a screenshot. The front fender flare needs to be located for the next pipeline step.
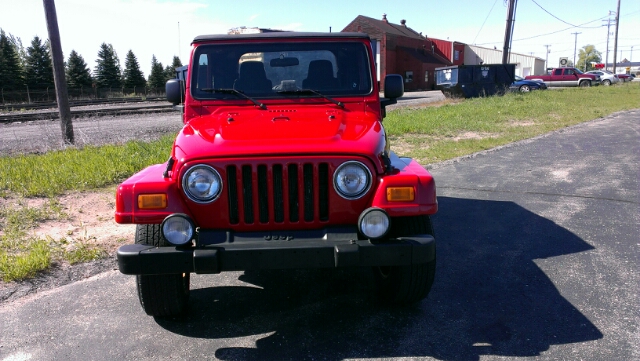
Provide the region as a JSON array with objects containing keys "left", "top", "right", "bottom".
[{"left": 115, "top": 163, "right": 191, "bottom": 224}]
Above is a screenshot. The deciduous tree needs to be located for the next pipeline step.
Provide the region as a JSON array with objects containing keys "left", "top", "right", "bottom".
[{"left": 577, "top": 45, "right": 602, "bottom": 72}]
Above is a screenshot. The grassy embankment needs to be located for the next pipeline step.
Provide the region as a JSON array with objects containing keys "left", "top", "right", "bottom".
[
  {"left": 1, "top": 83, "right": 639, "bottom": 282},
  {"left": 384, "top": 82, "right": 640, "bottom": 164}
]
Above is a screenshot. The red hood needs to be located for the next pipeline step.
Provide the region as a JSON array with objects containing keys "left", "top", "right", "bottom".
[{"left": 172, "top": 104, "right": 386, "bottom": 171}]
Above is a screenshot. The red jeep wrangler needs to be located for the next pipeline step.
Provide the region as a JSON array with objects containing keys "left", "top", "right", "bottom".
[{"left": 116, "top": 32, "right": 438, "bottom": 317}]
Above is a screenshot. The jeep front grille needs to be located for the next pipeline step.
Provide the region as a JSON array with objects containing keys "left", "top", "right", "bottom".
[{"left": 226, "top": 162, "right": 330, "bottom": 225}]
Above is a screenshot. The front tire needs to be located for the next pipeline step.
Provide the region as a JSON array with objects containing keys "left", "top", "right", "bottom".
[
  {"left": 519, "top": 84, "right": 531, "bottom": 92},
  {"left": 134, "top": 224, "right": 190, "bottom": 317},
  {"left": 603, "top": 79, "right": 611, "bottom": 86},
  {"left": 579, "top": 80, "right": 591, "bottom": 87},
  {"left": 374, "top": 215, "right": 436, "bottom": 305}
]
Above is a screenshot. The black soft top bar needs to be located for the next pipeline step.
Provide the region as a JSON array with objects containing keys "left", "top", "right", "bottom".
[{"left": 193, "top": 32, "right": 370, "bottom": 43}]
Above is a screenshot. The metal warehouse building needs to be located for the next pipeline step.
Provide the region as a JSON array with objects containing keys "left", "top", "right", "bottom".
[{"left": 464, "top": 45, "right": 546, "bottom": 77}]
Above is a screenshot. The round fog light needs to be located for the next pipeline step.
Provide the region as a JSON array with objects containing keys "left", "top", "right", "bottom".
[
  {"left": 358, "top": 208, "right": 390, "bottom": 239},
  {"left": 161, "top": 214, "right": 194, "bottom": 246}
]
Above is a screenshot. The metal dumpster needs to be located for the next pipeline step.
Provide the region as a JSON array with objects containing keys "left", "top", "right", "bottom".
[{"left": 435, "top": 64, "right": 516, "bottom": 98}]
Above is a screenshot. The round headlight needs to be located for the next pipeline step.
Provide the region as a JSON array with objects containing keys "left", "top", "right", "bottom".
[
  {"left": 358, "top": 208, "right": 390, "bottom": 239},
  {"left": 183, "top": 165, "right": 222, "bottom": 203},
  {"left": 161, "top": 214, "right": 194, "bottom": 246},
  {"left": 333, "top": 161, "right": 372, "bottom": 199}
]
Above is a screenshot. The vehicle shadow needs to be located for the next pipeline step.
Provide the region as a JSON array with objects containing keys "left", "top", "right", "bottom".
[{"left": 156, "top": 196, "right": 602, "bottom": 360}]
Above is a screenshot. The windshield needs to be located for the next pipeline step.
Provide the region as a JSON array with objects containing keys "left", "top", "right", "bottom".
[
  {"left": 435, "top": 68, "right": 458, "bottom": 86},
  {"left": 191, "top": 41, "right": 372, "bottom": 100}
]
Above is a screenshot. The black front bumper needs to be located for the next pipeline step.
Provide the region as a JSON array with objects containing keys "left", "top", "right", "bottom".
[{"left": 117, "top": 227, "right": 436, "bottom": 275}]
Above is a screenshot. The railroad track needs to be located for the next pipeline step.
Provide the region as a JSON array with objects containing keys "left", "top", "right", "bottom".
[
  {"left": 0, "top": 104, "right": 176, "bottom": 123},
  {"left": 0, "top": 97, "right": 166, "bottom": 112}
]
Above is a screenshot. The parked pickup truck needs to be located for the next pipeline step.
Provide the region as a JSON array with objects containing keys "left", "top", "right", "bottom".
[{"left": 525, "top": 67, "right": 600, "bottom": 87}]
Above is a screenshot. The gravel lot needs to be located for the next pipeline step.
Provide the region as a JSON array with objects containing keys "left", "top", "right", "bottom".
[
  {"left": 0, "top": 109, "right": 184, "bottom": 156},
  {"left": 0, "top": 92, "right": 445, "bottom": 156}
]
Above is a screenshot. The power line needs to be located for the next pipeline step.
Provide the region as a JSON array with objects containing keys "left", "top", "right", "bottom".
[
  {"left": 513, "top": 15, "right": 608, "bottom": 42},
  {"left": 530, "top": 0, "right": 576, "bottom": 27},
  {"left": 473, "top": 0, "right": 499, "bottom": 44},
  {"left": 475, "top": 14, "right": 608, "bottom": 46}
]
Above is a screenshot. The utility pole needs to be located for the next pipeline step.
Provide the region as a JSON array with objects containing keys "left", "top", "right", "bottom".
[
  {"left": 572, "top": 32, "right": 581, "bottom": 68},
  {"left": 612, "top": 0, "right": 620, "bottom": 73},
  {"left": 544, "top": 44, "right": 551, "bottom": 70},
  {"left": 502, "top": 0, "right": 517, "bottom": 64},
  {"left": 603, "top": 12, "right": 615, "bottom": 70},
  {"left": 43, "top": 0, "right": 74, "bottom": 145}
]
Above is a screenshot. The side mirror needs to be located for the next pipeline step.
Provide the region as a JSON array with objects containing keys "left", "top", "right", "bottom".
[
  {"left": 384, "top": 74, "right": 404, "bottom": 99},
  {"left": 166, "top": 79, "right": 185, "bottom": 105}
]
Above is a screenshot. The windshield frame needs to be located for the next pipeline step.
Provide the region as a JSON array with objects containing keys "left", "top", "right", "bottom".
[{"left": 190, "top": 40, "right": 374, "bottom": 101}]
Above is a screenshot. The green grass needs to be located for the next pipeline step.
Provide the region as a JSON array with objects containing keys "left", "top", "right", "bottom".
[
  {"left": 61, "top": 240, "right": 105, "bottom": 265},
  {"left": 0, "top": 239, "right": 51, "bottom": 282},
  {"left": 0, "top": 135, "right": 174, "bottom": 197},
  {"left": 0, "top": 200, "right": 65, "bottom": 282},
  {"left": 0, "top": 200, "right": 106, "bottom": 282},
  {"left": 0, "top": 82, "right": 638, "bottom": 282},
  {"left": 385, "top": 83, "right": 640, "bottom": 163}
]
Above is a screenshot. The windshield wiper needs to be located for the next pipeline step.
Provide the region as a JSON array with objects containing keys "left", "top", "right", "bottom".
[
  {"left": 276, "top": 89, "right": 344, "bottom": 108},
  {"left": 200, "top": 88, "right": 266, "bottom": 109}
]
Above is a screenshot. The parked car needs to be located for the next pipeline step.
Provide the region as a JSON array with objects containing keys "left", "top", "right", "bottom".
[
  {"left": 616, "top": 73, "right": 631, "bottom": 82},
  {"left": 510, "top": 75, "right": 547, "bottom": 92},
  {"left": 586, "top": 70, "right": 619, "bottom": 86}
]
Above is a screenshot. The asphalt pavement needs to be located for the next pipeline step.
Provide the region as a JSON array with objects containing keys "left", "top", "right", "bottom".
[{"left": 0, "top": 109, "right": 638, "bottom": 361}]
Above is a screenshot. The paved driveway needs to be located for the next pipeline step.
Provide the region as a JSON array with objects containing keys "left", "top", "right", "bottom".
[{"left": 1, "top": 110, "right": 638, "bottom": 361}]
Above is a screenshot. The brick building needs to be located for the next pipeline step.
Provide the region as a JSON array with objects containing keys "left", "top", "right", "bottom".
[{"left": 342, "top": 15, "right": 451, "bottom": 90}]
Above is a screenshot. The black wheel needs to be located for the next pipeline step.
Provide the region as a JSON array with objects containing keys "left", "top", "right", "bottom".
[
  {"left": 519, "top": 84, "right": 531, "bottom": 92},
  {"left": 134, "top": 224, "right": 190, "bottom": 317},
  {"left": 374, "top": 215, "right": 436, "bottom": 305},
  {"left": 579, "top": 80, "right": 591, "bottom": 87},
  {"left": 603, "top": 79, "right": 611, "bottom": 86}
]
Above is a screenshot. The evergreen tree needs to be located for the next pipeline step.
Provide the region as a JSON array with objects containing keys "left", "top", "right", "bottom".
[
  {"left": 6, "top": 31, "right": 26, "bottom": 69},
  {"left": 123, "top": 50, "right": 146, "bottom": 89},
  {"left": 163, "top": 56, "right": 183, "bottom": 81},
  {"left": 163, "top": 64, "right": 175, "bottom": 82},
  {"left": 171, "top": 56, "right": 183, "bottom": 69},
  {"left": 147, "top": 55, "right": 166, "bottom": 89},
  {"left": 65, "top": 50, "right": 93, "bottom": 88},
  {"left": 0, "top": 29, "right": 25, "bottom": 90},
  {"left": 24, "top": 35, "right": 54, "bottom": 90},
  {"left": 94, "top": 42, "right": 122, "bottom": 88}
]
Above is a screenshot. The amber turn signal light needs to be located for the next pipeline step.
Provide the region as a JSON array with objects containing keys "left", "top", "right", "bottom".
[
  {"left": 138, "top": 194, "right": 167, "bottom": 209},
  {"left": 386, "top": 187, "right": 414, "bottom": 202}
]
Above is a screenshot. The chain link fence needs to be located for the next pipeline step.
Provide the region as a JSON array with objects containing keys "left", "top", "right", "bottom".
[{"left": 0, "top": 87, "right": 167, "bottom": 105}]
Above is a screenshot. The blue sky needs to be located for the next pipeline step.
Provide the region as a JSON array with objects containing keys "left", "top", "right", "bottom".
[{"left": 1, "top": 0, "right": 639, "bottom": 77}]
